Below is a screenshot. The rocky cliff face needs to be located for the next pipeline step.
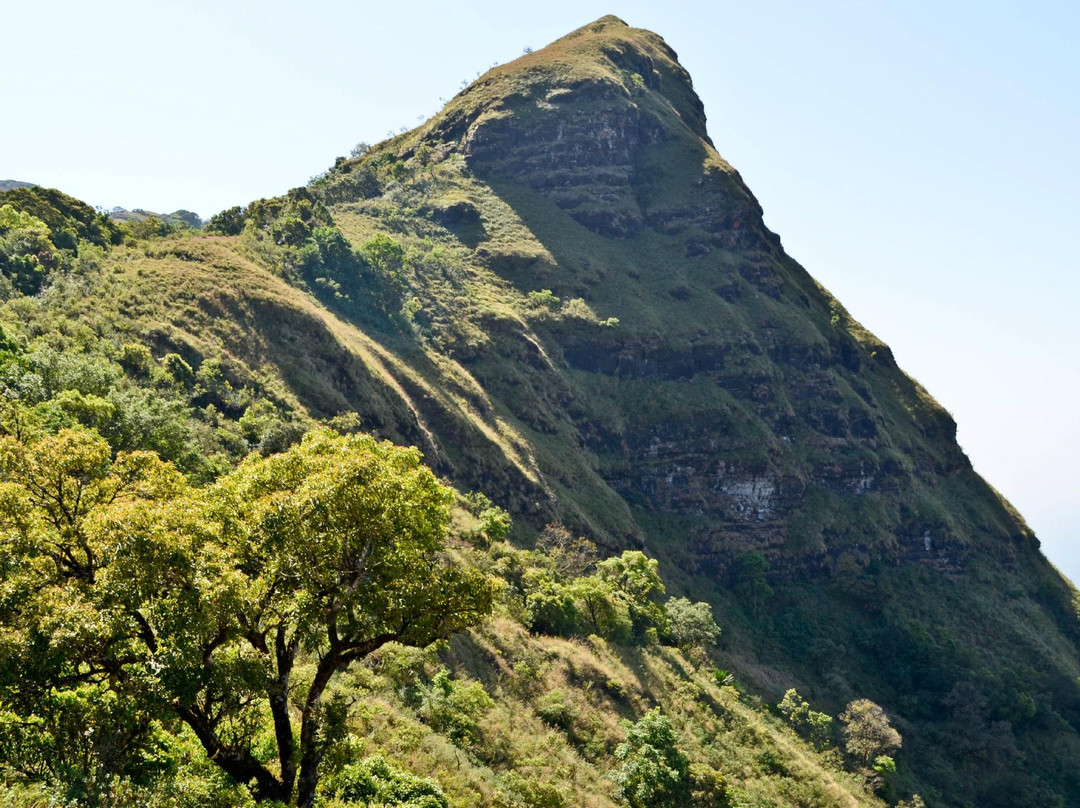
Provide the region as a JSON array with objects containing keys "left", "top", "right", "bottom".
[
  {"left": 409, "top": 16, "right": 991, "bottom": 578},
  {"left": 302, "top": 16, "right": 1080, "bottom": 805}
]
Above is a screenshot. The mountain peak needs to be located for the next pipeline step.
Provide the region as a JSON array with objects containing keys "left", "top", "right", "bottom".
[
  {"left": 385, "top": 17, "right": 761, "bottom": 241},
  {"left": 557, "top": 14, "right": 630, "bottom": 35},
  {"left": 437, "top": 15, "right": 710, "bottom": 145}
]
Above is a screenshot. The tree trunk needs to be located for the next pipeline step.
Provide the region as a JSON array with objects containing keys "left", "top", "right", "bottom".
[
  {"left": 271, "top": 626, "right": 298, "bottom": 795},
  {"left": 295, "top": 651, "right": 340, "bottom": 808},
  {"left": 176, "top": 705, "right": 288, "bottom": 802}
]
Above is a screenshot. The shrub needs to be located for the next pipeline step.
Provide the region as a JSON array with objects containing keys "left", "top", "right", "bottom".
[
  {"left": 597, "top": 551, "right": 668, "bottom": 640},
  {"left": 118, "top": 342, "right": 153, "bottom": 377},
  {"left": 569, "top": 576, "right": 632, "bottom": 641},
  {"left": 0, "top": 204, "right": 62, "bottom": 296},
  {"left": 778, "top": 689, "right": 834, "bottom": 750},
  {"left": 326, "top": 755, "right": 447, "bottom": 807},
  {"left": 160, "top": 353, "right": 195, "bottom": 388},
  {"left": 204, "top": 205, "right": 246, "bottom": 235},
  {"left": 689, "top": 762, "right": 729, "bottom": 807},
  {"left": 499, "top": 771, "right": 568, "bottom": 808},
  {"left": 535, "top": 689, "right": 577, "bottom": 732},
  {"left": 527, "top": 289, "right": 560, "bottom": 309},
  {"left": 464, "top": 496, "right": 512, "bottom": 546},
  {"left": 561, "top": 297, "right": 596, "bottom": 321},
  {"left": 418, "top": 669, "right": 494, "bottom": 746}
]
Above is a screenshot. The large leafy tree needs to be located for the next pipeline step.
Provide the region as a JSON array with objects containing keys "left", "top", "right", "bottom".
[
  {"left": 0, "top": 423, "right": 493, "bottom": 805},
  {"left": 840, "top": 698, "right": 902, "bottom": 765},
  {"left": 614, "top": 708, "right": 691, "bottom": 808},
  {"left": 0, "top": 204, "right": 61, "bottom": 295}
]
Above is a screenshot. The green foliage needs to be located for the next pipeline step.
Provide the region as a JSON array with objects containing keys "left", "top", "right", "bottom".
[
  {"left": 497, "top": 771, "right": 569, "bottom": 808},
  {"left": 527, "top": 288, "right": 560, "bottom": 310},
  {"left": 0, "top": 426, "right": 493, "bottom": 804},
  {"left": 0, "top": 20, "right": 1072, "bottom": 805},
  {"left": 237, "top": 399, "right": 305, "bottom": 455},
  {"left": 597, "top": 551, "right": 667, "bottom": 640},
  {"left": 688, "top": 763, "right": 728, "bottom": 807},
  {"left": 361, "top": 233, "right": 406, "bottom": 276},
  {"left": 0, "top": 204, "right": 61, "bottom": 295},
  {"left": 0, "top": 186, "right": 121, "bottom": 248},
  {"left": 534, "top": 689, "right": 577, "bottom": 732},
  {"left": 614, "top": 709, "right": 691, "bottom": 808},
  {"left": 734, "top": 551, "right": 773, "bottom": 614},
  {"left": 561, "top": 297, "right": 596, "bottom": 321},
  {"left": 839, "top": 699, "right": 902, "bottom": 765},
  {"left": 118, "top": 342, "right": 153, "bottom": 377},
  {"left": 124, "top": 215, "right": 173, "bottom": 240},
  {"left": 418, "top": 669, "right": 494, "bottom": 746},
  {"left": 477, "top": 504, "right": 512, "bottom": 543},
  {"left": 160, "top": 352, "right": 195, "bottom": 387},
  {"left": 463, "top": 494, "right": 513, "bottom": 547},
  {"left": 665, "top": 597, "right": 721, "bottom": 651},
  {"left": 871, "top": 755, "right": 896, "bottom": 775},
  {"left": 518, "top": 549, "right": 672, "bottom": 644},
  {"left": 205, "top": 205, "right": 246, "bottom": 236},
  {"left": 319, "top": 163, "right": 383, "bottom": 204},
  {"left": 524, "top": 574, "right": 582, "bottom": 637},
  {"left": 777, "top": 689, "right": 834, "bottom": 750},
  {"left": 414, "top": 144, "right": 434, "bottom": 169},
  {"left": 568, "top": 574, "right": 633, "bottom": 641},
  {"left": 325, "top": 755, "right": 447, "bottom": 807}
]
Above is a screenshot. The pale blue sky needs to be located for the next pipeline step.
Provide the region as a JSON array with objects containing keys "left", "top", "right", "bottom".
[{"left": 4, "top": 1, "right": 1077, "bottom": 581}]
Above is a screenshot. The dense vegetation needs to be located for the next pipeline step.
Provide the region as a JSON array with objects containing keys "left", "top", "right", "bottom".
[
  {"left": 1, "top": 15, "right": 1079, "bottom": 807},
  {"left": 0, "top": 187, "right": 895, "bottom": 807}
]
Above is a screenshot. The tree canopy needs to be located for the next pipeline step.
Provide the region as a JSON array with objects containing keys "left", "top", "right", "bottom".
[{"left": 0, "top": 424, "right": 493, "bottom": 805}]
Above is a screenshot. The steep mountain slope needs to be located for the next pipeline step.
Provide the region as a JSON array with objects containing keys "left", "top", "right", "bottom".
[
  {"left": 2, "top": 15, "right": 1078, "bottom": 807},
  {"left": 304, "top": 26, "right": 1080, "bottom": 805},
  {"left": 309, "top": 18, "right": 1080, "bottom": 804}
]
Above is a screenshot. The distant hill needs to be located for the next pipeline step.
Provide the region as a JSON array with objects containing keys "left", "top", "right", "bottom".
[
  {"left": 108, "top": 206, "right": 204, "bottom": 229},
  {"left": 0, "top": 179, "right": 35, "bottom": 191}
]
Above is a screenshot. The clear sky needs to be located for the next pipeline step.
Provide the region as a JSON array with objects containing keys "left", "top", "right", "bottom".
[{"left": 4, "top": 1, "right": 1078, "bottom": 581}]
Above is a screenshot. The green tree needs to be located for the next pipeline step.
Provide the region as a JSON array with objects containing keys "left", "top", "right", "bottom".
[
  {"left": 361, "top": 233, "right": 405, "bottom": 276},
  {"left": 536, "top": 522, "right": 597, "bottom": 577},
  {"left": 205, "top": 205, "right": 246, "bottom": 235},
  {"left": 524, "top": 573, "right": 582, "bottom": 637},
  {"left": 665, "top": 597, "right": 721, "bottom": 651},
  {"left": 0, "top": 204, "right": 61, "bottom": 295},
  {"left": 839, "top": 698, "right": 902, "bottom": 765},
  {"left": 597, "top": 550, "right": 668, "bottom": 640},
  {"left": 734, "top": 551, "right": 773, "bottom": 614},
  {"left": 614, "top": 708, "right": 691, "bottom": 808},
  {"left": 0, "top": 425, "right": 493, "bottom": 806},
  {"left": 569, "top": 574, "right": 632, "bottom": 640},
  {"left": 778, "top": 689, "right": 833, "bottom": 750}
]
